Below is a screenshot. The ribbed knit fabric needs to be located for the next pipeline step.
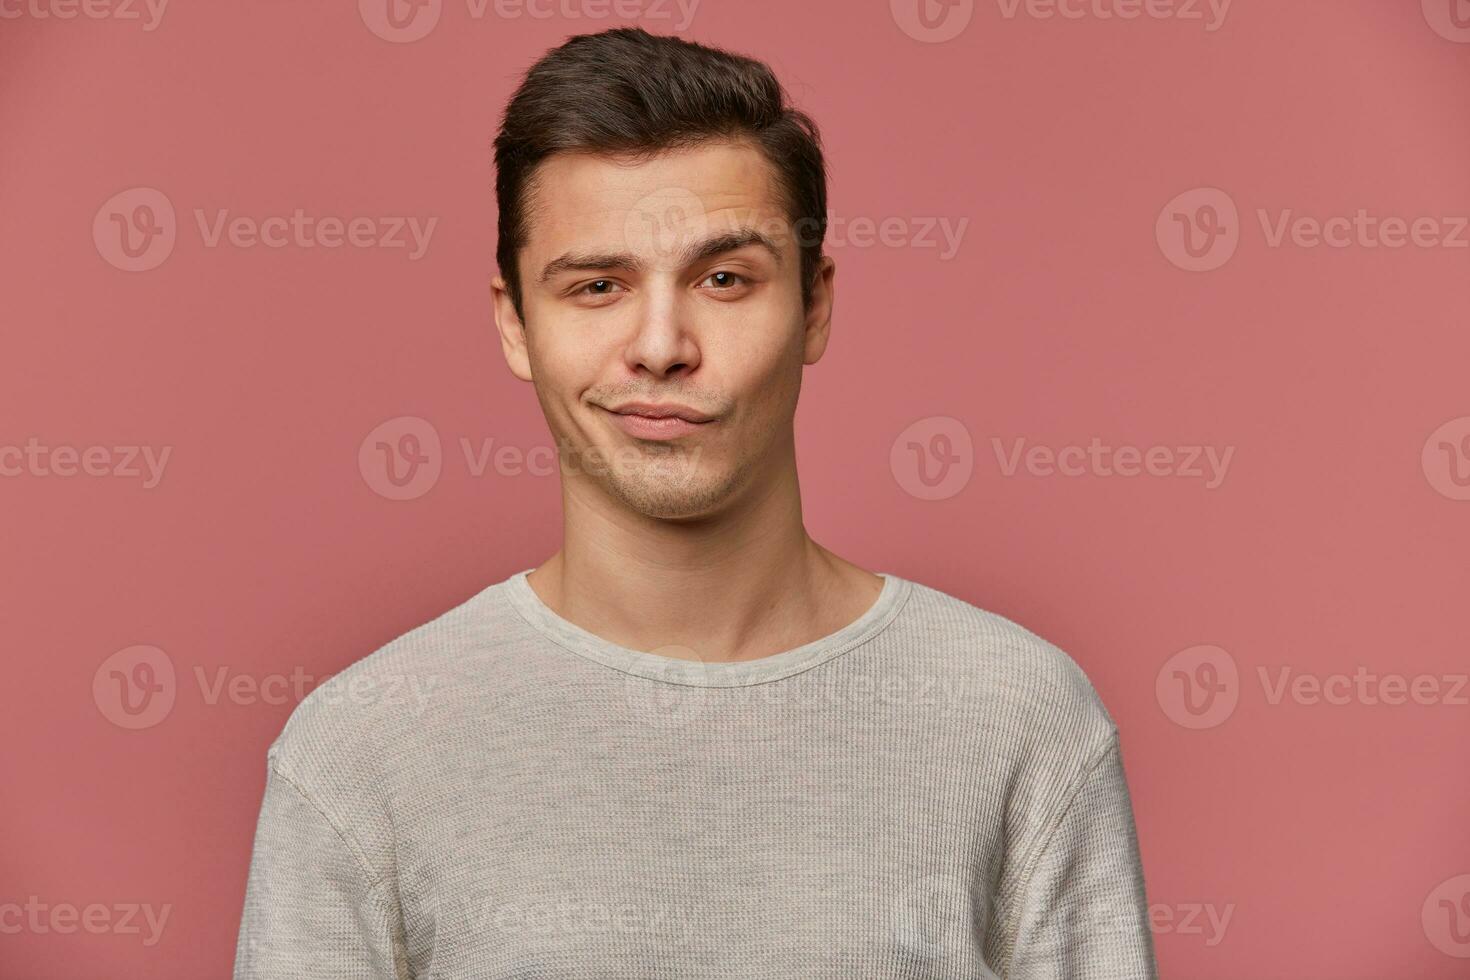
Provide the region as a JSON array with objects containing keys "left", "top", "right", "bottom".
[{"left": 233, "top": 569, "right": 1158, "bottom": 979}]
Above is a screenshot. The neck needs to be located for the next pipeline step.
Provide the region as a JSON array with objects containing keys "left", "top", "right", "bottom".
[{"left": 526, "top": 444, "right": 879, "bottom": 663}]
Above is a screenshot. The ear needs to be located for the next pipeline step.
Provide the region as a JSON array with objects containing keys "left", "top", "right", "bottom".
[
  {"left": 491, "top": 273, "right": 534, "bottom": 382},
  {"left": 801, "top": 254, "right": 837, "bottom": 365}
]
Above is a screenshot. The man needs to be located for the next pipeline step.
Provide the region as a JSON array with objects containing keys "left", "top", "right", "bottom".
[{"left": 234, "top": 27, "right": 1157, "bottom": 979}]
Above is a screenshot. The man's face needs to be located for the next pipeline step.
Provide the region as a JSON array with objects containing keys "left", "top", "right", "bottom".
[{"left": 492, "top": 139, "right": 835, "bottom": 522}]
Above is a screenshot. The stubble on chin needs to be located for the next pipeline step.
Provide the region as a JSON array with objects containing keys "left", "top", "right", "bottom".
[{"left": 597, "top": 443, "right": 741, "bottom": 520}]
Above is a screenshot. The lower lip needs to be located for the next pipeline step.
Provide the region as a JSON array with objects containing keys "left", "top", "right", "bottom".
[{"left": 604, "top": 409, "right": 714, "bottom": 440}]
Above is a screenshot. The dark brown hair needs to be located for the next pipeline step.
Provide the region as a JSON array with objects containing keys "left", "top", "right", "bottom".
[{"left": 493, "top": 27, "right": 828, "bottom": 321}]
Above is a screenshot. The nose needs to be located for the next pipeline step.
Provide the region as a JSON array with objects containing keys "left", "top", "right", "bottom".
[{"left": 622, "top": 286, "right": 701, "bottom": 380}]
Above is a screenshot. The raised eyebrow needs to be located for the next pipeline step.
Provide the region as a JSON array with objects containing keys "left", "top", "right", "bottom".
[
  {"left": 682, "top": 229, "right": 784, "bottom": 268},
  {"left": 537, "top": 253, "right": 644, "bottom": 285},
  {"left": 536, "top": 229, "right": 783, "bottom": 285}
]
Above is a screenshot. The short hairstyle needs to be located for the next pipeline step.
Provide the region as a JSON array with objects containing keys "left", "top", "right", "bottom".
[{"left": 493, "top": 27, "right": 828, "bottom": 321}]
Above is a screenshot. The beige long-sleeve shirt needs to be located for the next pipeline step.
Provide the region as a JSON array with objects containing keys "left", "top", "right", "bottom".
[{"left": 234, "top": 568, "right": 1158, "bottom": 978}]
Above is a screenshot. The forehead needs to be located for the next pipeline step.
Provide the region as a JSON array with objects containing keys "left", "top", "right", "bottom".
[{"left": 520, "top": 140, "right": 792, "bottom": 263}]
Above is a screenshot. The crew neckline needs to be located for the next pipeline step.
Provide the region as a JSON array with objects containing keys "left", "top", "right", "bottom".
[{"left": 501, "top": 568, "right": 913, "bottom": 687}]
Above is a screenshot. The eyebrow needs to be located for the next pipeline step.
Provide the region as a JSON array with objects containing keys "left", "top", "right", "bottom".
[{"left": 536, "top": 228, "right": 785, "bottom": 285}]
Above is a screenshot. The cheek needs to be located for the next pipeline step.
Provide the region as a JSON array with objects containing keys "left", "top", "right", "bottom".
[
  {"left": 525, "top": 324, "right": 604, "bottom": 397},
  {"left": 728, "top": 315, "right": 806, "bottom": 389},
  {"left": 705, "top": 292, "right": 805, "bottom": 365},
  {"left": 717, "top": 337, "right": 804, "bottom": 432}
]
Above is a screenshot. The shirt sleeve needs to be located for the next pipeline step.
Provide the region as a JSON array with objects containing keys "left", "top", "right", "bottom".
[
  {"left": 1003, "top": 732, "right": 1159, "bottom": 980},
  {"left": 233, "top": 758, "right": 410, "bottom": 980}
]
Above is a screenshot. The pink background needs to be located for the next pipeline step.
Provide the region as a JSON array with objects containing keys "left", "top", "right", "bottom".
[{"left": 3, "top": 1, "right": 1469, "bottom": 976}]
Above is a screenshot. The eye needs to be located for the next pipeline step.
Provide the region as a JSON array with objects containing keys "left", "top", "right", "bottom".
[
  {"left": 699, "top": 271, "right": 747, "bottom": 290},
  {"left": 576, "top": 279, "right": 625, "bottom": 297}
]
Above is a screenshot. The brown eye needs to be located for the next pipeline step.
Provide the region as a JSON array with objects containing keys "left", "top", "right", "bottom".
[
  {"left": 578, "top": 279, "right": 623, "bottom": 296},
  {"left": 701, "top": 271, "right": 746, "bottom": 289}
]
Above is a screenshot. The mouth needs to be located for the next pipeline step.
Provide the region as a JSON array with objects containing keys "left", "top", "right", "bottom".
[{"left": 599, "top": 402, "right": 718, "bottom": 441}]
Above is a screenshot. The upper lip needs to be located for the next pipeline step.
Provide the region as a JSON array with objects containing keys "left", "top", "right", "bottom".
[{"left": 604, "top": 402, "right": 715, "bottom": 423}]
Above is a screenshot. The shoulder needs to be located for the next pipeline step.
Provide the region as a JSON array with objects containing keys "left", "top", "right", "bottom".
[
  {"left": 889, "top": 576, "right": 1118, "bottom": 752},
  {"left": 248, "top": 577, "right": 529, "bottom": 874},
  {"left": 263, "top": 575, "right": 525, "bottom": 780}
]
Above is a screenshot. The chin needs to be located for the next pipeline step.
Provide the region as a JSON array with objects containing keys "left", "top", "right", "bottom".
[{"left": 603, "top": 468, "right": 739, "bottom": 522}]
